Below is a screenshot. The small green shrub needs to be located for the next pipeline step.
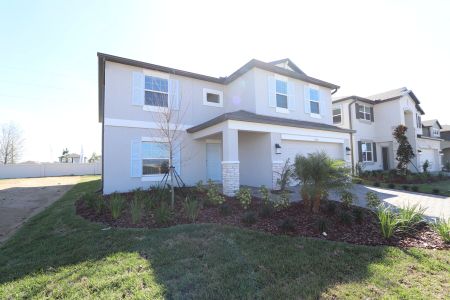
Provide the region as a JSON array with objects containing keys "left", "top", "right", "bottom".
[
  {"left": 422, "top": 160, "right": 430, "bottom": 173},
  {"left": 338, "top": 211, "right": 352, "bottom": 226},
  {"left": 352, "top": 208, "right": 364, "bottom": 224},
  {"left": 83, "top": 192, "right": 99, "bottom": 209},
  {"left": 274, "top": 190, "right": 290, "bottom": 210},
  {"left": 183, "top": 196, "right": 200, "bottom": 222},
  {"left": 236, "top": 187, "right": 252, "bottom": 210},
  {"left": 218, "top": 202, "right": 232, "bottom": 216},
  {"left": 195, "top": 180, "right": 205, "bottom": 194},
  {"left": 402, "top": 185, "right": 410, "bottom": 191},
  {"left": 366, "top": 191, "right": 381, "bottom": 210},
  {"left": 340, "top": 190, "right": 354, "bottom": 207},
  {"left": 326, "top": 201, "right": 337, "bottom": 215},
  {"left": 259, "top": 185, "right": 270, "bottom": 205},
  {"left": 397, "top": 203, "right": 425, "bottom": 231},
  {"left": 206, "top": 180, "right": 225, "bottom": 206},
  {"left": 388, "top": 183, "right": 395, "bottom": 189},
  {"left": 432, "top": 188, "right": 440, "bottom": 195},
  {"left": 432, "top": 218, "right": 450, "bottom": 243},
  {"left": 130, "top": 195, "right": 143, "bottom": 224},
  {"left": 241, "top": 211, "right": 257, "bottom": 225},
  {"left": 154, "top": 202, "right": 171, "bottom": 224},
  {"left": 373, "top": 182, "right": 380, "bottom": 187},
  {"left": 316, "top": 217, "right": 328, "bottom": 233},
  {"left": 278, "top": 217, "right": 296, "bottom": 232},
  {"left": 377, "top": 206, "right": 398, "bottom": 239},
  {"left": 259, "top": 203, "right": 274, "bottom": 218},
  {"left": 109, "top": 193, "right": 125, "bottom": 220},
  {"left": 411, "top": 186, "right": 419, "bottom": 192}
]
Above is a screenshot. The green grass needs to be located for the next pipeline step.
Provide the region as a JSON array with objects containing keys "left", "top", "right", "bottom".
[
  {"left": 0, "top": 178, "right": 449, "bottom": 299},
  {"left": 363, "top": 179, "right": 450, "bottom": 196}
]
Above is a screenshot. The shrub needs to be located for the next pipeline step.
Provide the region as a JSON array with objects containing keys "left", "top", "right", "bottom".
[
  {"left": 445, "top": 162, "right": 450, "bottom": 172},
  {"left": 352, "top": 178, "right": 363, "bottom": 184},
  {"left": 274, "top": 190, "right": 290, "bottom": 211},
  {"left": 373, "top": 182, "right": 381, "bottom": 187},
  {"left": 338, "top": 211, "right": 352, "bottom": 226},
  {"left": 278, "top": 217, "right": 296, "bottom": 232},
  {"left": 183, "top": 196, "right": 200, "bottom": 222},
  {"left": 377, "top": 206, "right": 398, "bottom": 239},
  {"left": 83, "top": 192, "right": 99, "bottom": 209},
  {"left": 422, "top": 160, "right": 430, "bottom": 173},
  {"left": 259, "top": 203, "right": 274, "bottom": 218},
  {"left": 206, "top": 180, "right": 225, "bottom": 206},
  {"left": 241, "top": 211, "right": 257, "bottom": 225},
  {"left": 432, "top": 218, "right": 450, "bottom": 243},
  {"left": 411, "top": 185, "right": 419, "bottom": 192},
  {"left": 130, "top": 195, "right": 144, "bottom": 224},
  {"left": 366, "top": 191, "right": 381, "bottom": 210},
  {"left": 154, "top": 202, "right": 171, "bottom": 224},
  {"left": 340, "top": 190, "right": 354, "bottom": 207},
  {"left": 402, "top": 185, "right": 409, "bottom": 191},
  {"left": 326, "top": 201, "right": 337, "bottom": 215},
  {"left": 432, "top": 188, "right": 440, "bottom": 195},
  {"left": 109, "top": 193, "right": 125, "bottom": 220},
  {"left": 397, "top": 203, "right": 425, "bottom": 232},
  {"left": 352, "top": 208, "right": 364, "bottom": 224},
  {"left": 236, "top": 187, "right": 252, "bottom": 210},
  {"left": 388, "top": 183, "right": 396, "bottom": 189},
  {"left": 218, "top": 202, "right": 232, "bottom": 216},
  {"left": 315, "top": 217, "right": 328, "bottom": 233},
  {"left": 259, "top": 185, "right": 271, "bottom": 206},
  {"left": 275, "top": 159, "right": 292, "bottom": 192},
  {"left": 195, "top": 180, "right": 206, "bottom": 194}
]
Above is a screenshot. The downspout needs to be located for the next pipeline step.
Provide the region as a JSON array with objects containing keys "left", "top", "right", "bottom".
[{"left": 348, "top": 99, "right": 357, "bottom": 175}]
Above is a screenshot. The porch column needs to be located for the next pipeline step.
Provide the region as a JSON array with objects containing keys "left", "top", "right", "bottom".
[{"left": 222, "top": 128, "right": 239, "bottom": 196}]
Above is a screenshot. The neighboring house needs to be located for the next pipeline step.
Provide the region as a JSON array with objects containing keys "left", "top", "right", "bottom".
[
  {"left": 441, "top": 125, "right": 450, "bottom": 168},
  {"left": 98, "top": 53, "right": 354, "bottom": 195},
  {"left": 418, "top": 119, "right": 443, "bottom": 171},
  {"left": 59, "top": 153, "right": 81, "bottom": 163},
  {"left": 332, "top": 87, "right": 441, "bottom": 173}
]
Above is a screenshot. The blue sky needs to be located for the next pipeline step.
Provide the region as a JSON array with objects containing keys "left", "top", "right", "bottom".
[{"left": 1, "top": 0, "right": 449, "bottom": 162}]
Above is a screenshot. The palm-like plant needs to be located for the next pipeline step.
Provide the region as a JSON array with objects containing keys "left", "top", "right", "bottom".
[{"left": 293, "top": 151, "right": 351, "bottom": 213}]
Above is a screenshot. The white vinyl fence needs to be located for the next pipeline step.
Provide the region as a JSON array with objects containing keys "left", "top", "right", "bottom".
[{"left": 0, "top": 162, "right": 102, "bottom": 179}]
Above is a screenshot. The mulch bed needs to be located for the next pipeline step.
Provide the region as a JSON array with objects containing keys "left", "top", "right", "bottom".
[{"left": 76, "top": 190, "right": 449, "bottom": 250}]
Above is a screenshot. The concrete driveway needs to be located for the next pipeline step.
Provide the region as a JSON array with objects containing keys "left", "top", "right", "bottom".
[{"left": 0, "top": 176, "right": 83, "bottom": 243}]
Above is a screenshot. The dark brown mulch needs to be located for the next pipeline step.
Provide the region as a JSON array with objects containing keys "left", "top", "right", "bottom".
[{"left": 76, "top": 191, "right": 449, "bottom": 250}]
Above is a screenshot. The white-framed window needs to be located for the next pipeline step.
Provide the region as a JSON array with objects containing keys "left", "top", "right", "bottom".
[
  {"left": 276, "top": 79, "right": 288, "bottom": 109},
  {"left": 333, "top": 107, "right": 342, "bottom": 124},
  {"left": 358, "top": 105, "right": 372, "bottom": 121},
  {"left": 432, "top": 128, "right": 440, "bottom": 136},
  {"left": 141, "top": 142, "right": 169, "bottom": 176},
  {"left": 361, "top": 142, "right": 373, "bottom": 162},
  {"left": 309, "top": 88, "right": 320, "bottom": 114},
  {"left": 203, "top": 88, "right": 223, "bottom": 107},
  {"left": 144, "top": 76, "right": 169, "bottom": 107}
]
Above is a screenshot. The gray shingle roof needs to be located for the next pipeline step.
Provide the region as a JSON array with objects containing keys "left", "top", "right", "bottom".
[
  {"left": 366, "top": 87, "right": 409, "bottom": 100},
  {"left": 422, "top": 119, "right": 442, "bottom": 129},
  {"left": 186, "top": 110, "right": 354, "bottom": 134}
]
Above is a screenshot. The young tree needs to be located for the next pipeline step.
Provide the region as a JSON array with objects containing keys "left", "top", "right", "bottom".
[
  {"left": 0, "top": 123, "right": 24, "bottom": 164},
  {"left": 393, "top": 125, "right": 415, "bottom": 175},
  {"left": 88, "top": 152, "right": 100, "bottom": 163}
]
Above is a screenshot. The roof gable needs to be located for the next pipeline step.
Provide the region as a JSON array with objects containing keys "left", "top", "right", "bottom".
[{"left": 268, "top": 58, "right": 306, "bottom": 75}]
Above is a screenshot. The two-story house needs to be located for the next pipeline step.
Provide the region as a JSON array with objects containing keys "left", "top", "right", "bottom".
[
  {"left": 98, "top": 53, "right": 353, "bottom": 195},
  {"left": 441, "top": 125, "right": 450, "bottom": 168},
  {"left": 332, "top": 87, "right": 442, "bottom": 173}
]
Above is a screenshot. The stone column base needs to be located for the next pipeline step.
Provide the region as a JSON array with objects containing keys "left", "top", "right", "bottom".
[
  {"left": 222, "top": 161, "right": 240, "bottom": 196},
  {"left": 272, "top": 161, "right": 284, "bottom": 190}
]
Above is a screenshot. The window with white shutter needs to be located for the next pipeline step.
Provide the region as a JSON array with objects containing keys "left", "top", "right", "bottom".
[{"left": 144, "top": 76, "right": 169, "bottom": 107}]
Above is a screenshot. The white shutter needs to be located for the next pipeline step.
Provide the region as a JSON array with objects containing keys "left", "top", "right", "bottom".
[
  {"left": 130, "top": 139, "right": 142, "bottom": 178},
  {"left": 132, "top": 72, "right": 145, "bottom": 106},
  {"left": 169, "top": 79, "right": 180, "bottom": 110},
  {"left": 172, "top": 144, "right": 181, "bottom": 175},
  {"left": 304, "top": 86, "right": 311, "bottom": 113},
  {"left": 268, "top": 76, "right": 276, "bottom": 107},
  {"left": 287, "top": 81, "right": 296, "bottom": 111},
  {"left": 318, "top": 89, "right": 323, "bottom": 116}
]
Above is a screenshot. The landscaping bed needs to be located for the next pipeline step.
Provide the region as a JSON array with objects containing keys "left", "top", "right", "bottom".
[{"left": 76, "top": 188, "right": 449, "bottom": 250}]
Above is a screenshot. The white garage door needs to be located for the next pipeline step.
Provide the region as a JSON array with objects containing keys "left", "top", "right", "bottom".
[
  {"left": 281, "top": 140, "right": 343, "bottom": 163},
  {"left": 419, "top": 149, "right": 438, "bottom": 172}
]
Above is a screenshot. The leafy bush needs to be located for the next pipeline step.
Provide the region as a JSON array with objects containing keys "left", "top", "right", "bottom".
[
  {"left": 154, "top": 202, "right": 171, "bottom": 224},
  {"left": 275, "top": 159, "right": 292, "bottom": 192},
  {"left": 388, "top": 183, "right": 396, "bottom": 189},
  {"left": 206, "top": 180, "right": 225, "bottom": 206},
  {"left": 377, "top": 206, "right": 398, "bottom": 239},
  {"left": 373, "top": 182, "right": 380, "bottom": 187},
  {"left": 109, "top": 193, "right": 125, "bottom": 220},
  {"left": 340, "top": 190, "right": 354, "bottom": 207},
  {"left": 195, "top": 180, "right": 206, "bottom": 194},
  {"left": 218, "top": 202, "right": 232, "bottom": 216},
  {"left": 278, "top": 217, "right": 296, "bottom": 232},
  {"left": 274, "top": 190, "right": 290, "bottom": 211},
  {"left": 183, "top": 196, "right": 200, "bottom": 222},
  {"left": 241, "top": 211, "right": 257, "bottom": 225},
  {"left": 338, "top": 211, "right": 352, "bottom": 226},
  {"left": 366, "top": 191, "right": 381, "bottom": 210},
  {"left": 422, "top": 160, "right": 430, "bottom": 173},
  {"left": 432, "top": 218, "right": 450, "bottom": 243},
  {"left": 402, "top": 185, "right": 409, "bottom": 191},
  {"left": 411, "top": 185, "right": 419, "bottom": 192},
  {"left": 130, "top": 194, "right": 144, "bottom": 224},
  {"left": 352, "top": 208, "right": 364, "bottom": 224},
  {"left": 397, "top": 203, "right": 425, "bottom": 231},
  {"left": 236, "top": 187, "right": 252, "bottom": 209},
  {"left": 432, "top": 188, "right": 440, "bottom": 195},
  {"left": 326, "top": 201, "right": 337, "bottom": 215},
  {"left": 352, "top": 178, "right": 363, "bottom": 184},
  {"left": 316, "top": 217, "right": 328, "bottom": 233},
  {"left": 259, "top": 203, "right": 274, "bottom": 218},
  {"left": 259, "top": 185, "right": 271, "bottom": 206}
]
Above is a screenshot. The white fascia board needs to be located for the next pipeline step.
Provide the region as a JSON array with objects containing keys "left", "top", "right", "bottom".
[
  {"left": 104, "top": 118, "right": 192, "bottom": 130},
  {"left": 281, "top": 133, "right": 344, "bottom": 144}
]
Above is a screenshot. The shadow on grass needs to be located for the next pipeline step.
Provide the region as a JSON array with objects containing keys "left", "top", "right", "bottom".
[{"left": 0, "top": 179, "right": 399, "bottom": 298}]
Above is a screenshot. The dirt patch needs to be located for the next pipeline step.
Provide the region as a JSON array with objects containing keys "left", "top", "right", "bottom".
[
  {"left": 76, "top": 189, "right": 449, "bottom": 250},
  {"left": 0, "top": 176, "right": 83, "bottom": 243}
]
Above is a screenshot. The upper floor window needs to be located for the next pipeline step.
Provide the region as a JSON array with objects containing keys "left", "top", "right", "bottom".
[
  {"left": 141, "top": 142, "right": 169, "bottom": 176},
  {"left": 416, "top": 114, "right": 422, "bottom": 128},
  {"left": 432, "top": 128, "right": 440, "bottom": 136},
  {"left": 145, "top": 76, "right": 168, "bottom": 107},
  {"left": 203, "top": 88, "right": 223, "bottom": 107},
  {"left": 276, "top": 79, "right": 288, "bottom": 109},
  {"left": 361, "top": 142, "right": 373, "bottom": 162},
  {"left": 358, "top": 105, "right": 372, "bottom": 121},
  {"left": 309, "top": 88, "right": 320, "bottom": 114},
  {"left": 333, "top": 107, "right": 342, "bottom": 124}
]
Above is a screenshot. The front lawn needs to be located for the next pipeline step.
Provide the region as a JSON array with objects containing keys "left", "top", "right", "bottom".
[
  {"left": 363, "top": 179, "right": 450, "bottom": 196},
  {"left": 0, "top": 178, "right": 449, "bottom": 299}
]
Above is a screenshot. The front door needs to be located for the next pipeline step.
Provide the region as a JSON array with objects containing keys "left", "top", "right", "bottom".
[
  {"left": 206, "top": 143, "right": 222, "bottom": 182},
  {"left": 382, "top": 147, "right": 389, "bottom": 170}
]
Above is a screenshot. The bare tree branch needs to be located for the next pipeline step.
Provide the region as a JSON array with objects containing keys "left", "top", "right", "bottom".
[{"left": 0, "top": 122, "right": 24, "bottom": 164}]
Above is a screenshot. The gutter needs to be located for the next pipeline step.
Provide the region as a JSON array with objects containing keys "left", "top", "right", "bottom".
[{"left": 348, "top": 99, "right": 357, "bottom": 174}]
